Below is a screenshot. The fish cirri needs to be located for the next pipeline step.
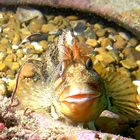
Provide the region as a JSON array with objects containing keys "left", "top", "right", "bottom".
[{"left": 12, "top": 30, "right": 140, "bottom": 126}]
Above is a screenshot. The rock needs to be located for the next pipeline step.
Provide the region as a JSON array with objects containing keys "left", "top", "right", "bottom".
[
  {"left": 93, "top": 23, "right": 103, "bottom": 31},
  {"left": 100, "top": 37, "right": 112, "bottom": 48},
  {"left": 120, "top": 59, "right": 137, "bottom": 69},
  {"left": 16, "top": 49, "right": 24, "bottom": 58},
  {"left": 12, "top": 32, "right": 21, "bottom": 45},
  {"left": 10, "top": 62, "right": 20, "bottom": 71},
  {"left": 84, "top": 27, "right": 96, "bottom": 39},
  {"left": 95, "top": 117, "right": 120, "bottom": 134},
  {"left": 16, "top": 7, "right": 44, "bottom": 23},
  {"left": 0, "top": 63, "right": 7, "bottom": 72},
  {"left": 96, "top": 29, "right": 106, "bottom": 37},
  {"left": 86, "top": 39, "right": 98, "bottom": 47},
  {"left": 113, "top": 35, "right": 127, "bottom": 50},
  {"left": 128, "top": 38, "right": 138, "bottom": 47},
  {"left": 66, "top": 15, "right": 78, "bottom": 20},
  {"left": 0, "top": 80, "right": 7, "bottom": 95},
  {"left": 31, "top": 42, "right": 44, "bottom": 53},
  {"left": 39, "top": 40, "right": 48, "bottom": 50},
  {"left": 5, "top": 54, "right": 16, "bottom": 62},
  {"left": 0, "top": 52, "right": 6, "bottom": 61},
  {"left": 134, "top": 125, "right": 140, "bottom": 140},
  {"left": 119, "top": 32, "right": 130, "bottom": 41},
  {"left": 7, "top": 79, "right": 16, "bottom": 92},
  {"left": 132, "top": 68, "right": 140, "bottom": 80},
  {"left": 41, "top": 24, "right": 57, "bottom": 33},
  {"left": 29, "top": 19, "right": 44, "bottom": 33},
  {"left": 135, "top": 44, "right": 140, "bottom": 52},
  {"left": 12, "top": 44, "right": 19, "bottom": 50},
  {"left": 73, "top": 22, "right": 86, "bottom": 35}
]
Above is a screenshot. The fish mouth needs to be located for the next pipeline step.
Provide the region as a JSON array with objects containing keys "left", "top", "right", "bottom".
[
  {"left": 59, "top": 83, "right": 102, "bottom": 103},
  {"left": 62, "top": 93, "right": 101, "bottom": 103}
]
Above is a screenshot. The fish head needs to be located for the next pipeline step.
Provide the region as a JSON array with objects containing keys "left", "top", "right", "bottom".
[{"left": 54, "top": 40, "right": 107, "bottom": 122}]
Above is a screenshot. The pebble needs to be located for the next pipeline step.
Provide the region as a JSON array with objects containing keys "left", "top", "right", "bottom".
[
  {"left": 10, "top": 62, "right": 20, "bottom": 71},
  {"left": 84, "top": 27, "right": 96, "bottom": 39},
  {"left": 66, "top": 15, "right": 78, "bottom": 20},
  {"left": 41, "top": 24, "right": 57, "bottom": 33},
  {"left": 0, "top": 122, "right": 5, "bottom": 131},
  {"left": 7, "top": 79, "right": 16, "bottom": 92},
  {"left": 0, "top": 80, "right": 7, "bottom": 95},
  {"left": 0, "top": 52, "right": 6, "bottom": 61},
  {"left": 120, "top": 59, "right": 137, "bottom": 69},
  {"left": 119, "top": 32, "right": 130, "bottom": 41},
  {"left": 39, "top": 40, "right": 48, "bottom": 50},
  {"left": 114, "top": 35, "right": 127, "bottom": 50},
  {"left": 86, "top": 39, "right": 98, "bottom": 47},
  {"left": 73, "top": 22, "right": 86, "bottom": 35},
  {"left": 0, "top": 63, "right": 7, "bottom": 71},
  {"left": 95, "top": 117, "right": 120, "bottom": 134},
  {"left": 12, "top": 44, "right": 19, "bottom": 50},
  {"left": 96, "top": 29, "right": 106, "bottom": 37},
  {"left": 93, "top": 23, "right": 103, "bottom": 31},
  {"left": 31, "top": 42, "right": 44, "bottom": 53},
  {"left": 135, "top": 44, "right": 140, "bottom": 52},
  {"left": 128, "top": 38, "right": 138, "bottom": 47},
  {"left": 134, "top": 125, "right": 140, "bottom": 140},
  {"left": 100, "top": 37, "right": 112, "bottom": 48}
]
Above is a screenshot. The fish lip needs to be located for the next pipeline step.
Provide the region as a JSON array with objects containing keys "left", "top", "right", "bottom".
[{"left": 60, "top": 93, "right": 101, "bottom": 103}]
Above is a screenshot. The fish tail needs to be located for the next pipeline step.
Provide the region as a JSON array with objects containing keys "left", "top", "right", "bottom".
[{"left": 94, "top": 63, "right": 140, "bottom": 120}]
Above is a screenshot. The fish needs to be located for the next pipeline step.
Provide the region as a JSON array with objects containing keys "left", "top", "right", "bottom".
[{"left": 11, "top": 30, "right": 140, "bottom": 126}]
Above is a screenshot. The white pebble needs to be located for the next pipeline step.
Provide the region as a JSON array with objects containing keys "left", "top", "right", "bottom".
[
  {"left": 106, "top": 45, "right": 113, "bottom": 50},
  {"left": 31, "top": 42, "right": 43, "bottom": 51},
  {"left": 133, "top": 80, "right": 140, "bottom": 94},
  {"left": 12, "top": 44, "right": 19, "bottom": 50}
]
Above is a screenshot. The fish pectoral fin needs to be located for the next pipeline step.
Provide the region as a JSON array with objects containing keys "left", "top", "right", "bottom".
[{"left": 105, "top": 72, "right": 140, "bottom": 120}]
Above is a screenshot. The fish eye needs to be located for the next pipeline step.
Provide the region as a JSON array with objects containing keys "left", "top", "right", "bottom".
[
  {"left": 59, "top": 62, "right": 65, "bottom": 75},
  {"left": 85, "top": 58, "right": 93, "bottom": 70}
]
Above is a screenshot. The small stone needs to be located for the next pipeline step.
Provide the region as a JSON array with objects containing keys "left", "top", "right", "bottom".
[
  {"left": 95, "top": 117, "right": 120, "bottom": 134},
  {"left": 134, "top": 125, "right": 140, "bottom": 140},
  {"left": 1, "top": 38, "right": 9, "bottom": 46},
  {"left": 29, "top": 19, "right": 44, "bottom": 33},
  {"left": 119, "top": 32, "right": 130, "bottom": 40},
  {"left": 12, "top": 44, "right": 19, "bottom": 50},
  {"left": 120, "top": 59, "right": 137, "bottom": 69},
  {"left": 0, "top": 122, "right": 5, "bottom": 131},
  {"left": 0, "top": 44, "right": 6, "bottom": 52},
  {"left": 132, "top": 68, "right": 140, "bottom": 80},
  {"left": 10, "top": 62, "right": 20, "bottom": 71},
  {"left": 113, "top": 35, "right": 127, "bottom": 50},
  {"left": 135, "top": 44, "right": 140, "bottom": 52},
  {"left": 20, "top": 63, "right": 35, "bottom": 78},
  {"left": 16, "top": 49, "right": 24, "bottom": 58},
  {"left": 39, "top": 40, "right": 48, "bottom": 50},
  {"left": 12, "top": 32, "right": 21, "bottom": 45},
  {"left": 66, "top": 15, "right": 78, "bottom": 20},
  {"left": 96, "top": 29, "right": 106, "bottom": 37},
  {"left": 0, "top": 63, "right": 7, "bottom": 71},
  {"left": 0, "top": 80, "right": 7, "bottom": 95},
  {"left": 84, "top": 27, "right": 96, "bottom": 39},
  {"left": 7, "top": 79, "right": 16, "bottom": 92},
  {"left": 0, "top": 52, "right": 6, "bottom": 61},
  {"left": 41, "top": 24, "right": 57, "bottom": 33},
  {"left": 73, "top": 22, "right": 86, "bottom": 35},
  {"left": 6, "top": 48, "right": 13, "bottom": 54},
  {"left": 96, "top": 51, "right": 115, "bottom": 64},
  {"left": 5, "top": 54, "right": 16, "bottom": 62},
  {"left": 31, "top": 42, "right": 44, "bottom": 53},
  {"left": 100, "top": 38, "right": 112, "bottom": 48},
  {"left": 86, "top": 39, "right": 98, "bottom": 47},
  {"left": 128, "top": 38, "right": 138, "bottom": 47},
  {"left": 94, "top": 23, "right": 103, "bottom": 31}
]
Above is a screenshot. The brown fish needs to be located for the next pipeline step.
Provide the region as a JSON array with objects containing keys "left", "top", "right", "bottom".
[{"left": 12, "top": 30, "right": 140, "bottom": 125}]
